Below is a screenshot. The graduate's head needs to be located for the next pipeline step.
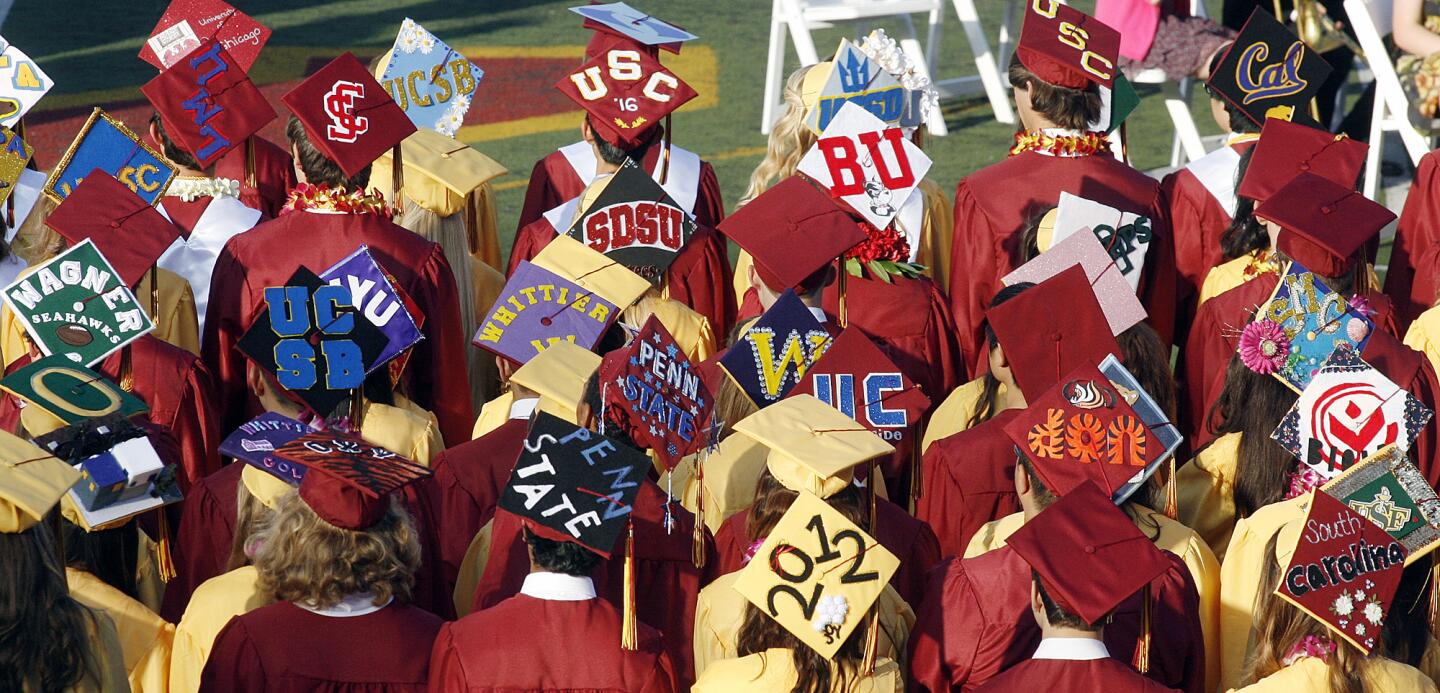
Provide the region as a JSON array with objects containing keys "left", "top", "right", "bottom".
[
  {"left": 1007, "top": 59, "right": 1101, "bottom": 132},
  {"left": 1203, "top": 45, "right": 1260, "bottom": 135},
  {"left": 509, "top": 342, "right": 603, "bottom": 426},
  {"left": 1030, "top": 571, "right": 1095, "bottom": 634},
  {"left": 524, "top": 527, "right": 603, "bottom": 577},
  {"left": 147, "top": 111, "right": 204, "bottom": 174},
  {"left": 1014, "top": 452, "right": 1059, "bottom": 519},
  {"left": 230, "top": 463, "right": 299, "bottom": 570},
  {"left": 980, "top": 282, "right": 1035, "bottom": 397},
  {"left": 582, "top": 115, "right": 649, "bottom": 168},
  {"left": 286, "top": 115, "right": 372, "bottom": 191},
  {"left": 1260, "top": 172, "right": 1393, "bottom": 297},
  {"left": 742, "top": 64, "right": 822, "bottom": 204}
]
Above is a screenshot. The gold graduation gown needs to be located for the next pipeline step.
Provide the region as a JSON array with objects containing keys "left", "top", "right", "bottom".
[
  {"left": 1176, "top": 432, "right": 1244, "bottom": 561},
  {"left": 1404, "top": 304, "right": 1440, "bottom": 375},
  {"left": 693, "top": 649, "right": 902, "bottom": 693},
  {"left": 66, "top": 567, "right": 173, "bottom": 693},
  {"left": 471, "top": 392, "right": 513, "bottom": 440},
  {"left": 623, "top": 291, "right": 717, "bottom": 362},
  {"left": 1198, "top": 252, "right": 1272, "bottom": 307},
  {"left": 1217, "top": 494, "right": 1309, "bottom": 691},
  {"left": 1230, "top": 655, "right": 1437, "bottom": 692},
  {"left": 167, "top": 566, "right": 267, "bottom": 693}
]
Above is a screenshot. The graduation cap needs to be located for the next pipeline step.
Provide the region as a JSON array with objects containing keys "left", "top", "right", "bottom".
[
  {"left": 0, "top": 355, "right": 149, "bottom": 438},
  {"left": 280, "top": 431, "right": 430, "bottom": 530},
  {"left": 320, "top": 245, "right": 424, "bottom": 374},
  {"left": 497, "top": 411, "right": 648, "bottom": 558},
  {"left": 854, "top": 29, "right": 939, "bottom": 135},
  {"left": 1322, "top": 445, "right": 1440, "bottom": 564},
  {"left": 141, "top": 39, "right": 276, "bottom": 167},
  {"left": 45, "top": 172, "right": 182, "bottom": 287},
  {"left": 1002, "top": 220, "right": 1146, "bottom": 338},
  {"left": 0, "top": 36, "right": 53, "bottom": 128},
  {"left": 0, "top": 126, "right": 33, "bottom": 208},
  {"left": 1014, "top": 1, "right": 1120, "bottom": 89},
  {"left": 787, "top": 328, "right": 930, "bottom": 446},
  {"left": 2, "top": 240, "right": 156, "bottom": 367},
  {"left": 719, "top": 290, "right": 834, "bottom": 407},
  {"left": 282, "top": 52, "right": 417, "bottom": 178},
  {"left": 1260, "top": 174, "right": 1394, "bottom": 279},
  {"left": 139, "top": 0, "right": 271, "bottom": 72},
  {"left": 986, "top": 265, "right": 1121, "bottom": 402},
  {"left": 533, "top": 234, "right": 651, "bottom": 310},
  {"left": 804, "top": 39, "right": 910, "bottom": 134},
  {"left": 474, "top": 260, "right": 618, "bottom": 367},
  {"left": 1007, "top": 480, "right": 1171, "bottom": 626},
  {"left": 794, "top": 101, "right": 932, "bottom": 232},
  {"left": 1206, "top": 9, "right": 1332, "bottom": 127},
  {"left": 219, "top": 411, "right": 312, "bottom": 485},
  {"left": 554, "top": 44, "right": 696, "bottom": 150},
  {"left": 1274, "top": 490, "right": 1406, "bottom": 654},
  {"left": 375, "top": 128, "right": 507, "bottom": 199},
  {"left": 731, "top": 490, "right": 899, "bottom": 659},
  {"left": 1273, "top": 348, "right": 1432, "bottom": 480},
  {"left": 1252, "top": 263, "right": 1373, "bottom": 392},
  {"left": 719, "top": 176, "right": 866, "bottom": 294},
  {"left": 378, "top": 19, "right": 485, "bottom": 137},
  {"left": 1005, "top": 362, "right": 1162, "bottom": 499},
  {"left": 564, "top": 158, "right": 695, "bottom": 285},
  {"left": 511, "top": 341, "right": 604, "bottom": 426},
  {"left": 598, "top": 314, "right": 711, "bottom": 467},
  {"left": 236, "top": 266, "right": 388, "bottom": 417},
  {"left": 733, "top": 393, "right": 894, "bottom": 499},
  {"left": 1096, "top": 355, "right": 1183, "bottom": 504},
  {"left": 1236, "top": 118, "right": 1366, "bottom": 205},
  {"left": 44, "top": 109, "right": 177, "bottom": 205},
  {"left": 44, "top": 418, "right": 177, "bottom": 527},
  {"left": 1046, "top": 191, "right": 1155, "bottom": 294},
  {"left": 0, "top": 430, "right": 79, "bottom": 533},
  {"left": 573, "top": 2, "right": 696, "bottom": 57}
]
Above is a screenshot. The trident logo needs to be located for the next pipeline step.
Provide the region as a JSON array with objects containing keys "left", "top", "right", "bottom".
[
  {"left": 837, "top": 49, "right": 869, "bottom": 93},
  {"left": 324, "top": 81, "right": 369, "bottom": 143}
]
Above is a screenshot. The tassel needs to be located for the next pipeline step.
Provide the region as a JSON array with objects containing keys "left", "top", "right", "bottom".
[
  {"left": 155, "top": 509, "right": 176, "bottom": 582},
  {"left": 120, "top": 348, "right": 134, "bottom": 393},
  {"left": 860, "top": 610, "right": 880, "bottom": 674},
  {"left": 1164, "top": 457, "right": 1179, "bottom": 521},
  {"left": 1429, "top": 562, "right": 1440, "bottom": 639},
  {"left": 692, "top": 458, "right": 706, "bottom": 569},
  {"left": 908, "top": 442, "right": 922, "bottom": 515},
  {"left": 867, "top": 458, "right": 878, "bottom": 532},
  {"left": 391, "top": 144, "right": 405, "bottom": 216},
  {"left": 621, "top": 520, "right": 638, "bottom": 651},
  {"left": 148, "top": 266, "right": 159, "bottom": 322},
  {"left": 244, "top": 137, "right": 257, "bottom": 190},
  {"left": 1136, "top": 584, "right": 1152, "bottom": 673},
  {"left": 837, "top": 263, "right": 848, "bottom": 328},
  {"left": 658, "top": 115, "right": 672, "bottom": 185}
]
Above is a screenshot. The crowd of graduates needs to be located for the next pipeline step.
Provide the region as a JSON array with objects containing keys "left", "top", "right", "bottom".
[{"left": 13, "top": 0, "right": 1440, "bottom": 691}]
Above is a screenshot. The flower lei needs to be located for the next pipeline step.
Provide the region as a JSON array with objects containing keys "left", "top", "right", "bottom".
[
  {"left": 1285, "top": 465, "right": 1326, "bottom": 500},
  {"left": 1010, "top": 130, "right": 1112, "bottom": 158},
  {"left": 1239, "top": 320, "right": 1291, "bottom": 374},
  {"left": 1242, "top": 250, "right": 1281, "bottom": 279},
  {"left": 282, "top": 183, "right": 393, "bottom": 218},
  {"left": 1282, "top": 635, "right": 1337, "bottom": 666},
  {"left": 844, "top": 220, "right": 925, "bottom": 283},
  {"left": 166, "top": 176, "right": 241, "bottom": 202}
]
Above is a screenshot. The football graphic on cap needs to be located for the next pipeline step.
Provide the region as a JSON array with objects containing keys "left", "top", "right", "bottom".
[{"left": 55, "top": 324, "right": 93, "bottom": 347}]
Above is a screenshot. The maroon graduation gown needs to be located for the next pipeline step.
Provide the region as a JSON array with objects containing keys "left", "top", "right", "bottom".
[
  {"left": 916, "top": 409, "right": 1025, "bottom": 558},
  {"left": 908, "top": 547, "right": 1204, "bottom": 693},
  {"left": 202, "top": 210, "right": 473, "bottom": 446},
  {"left": 471, "top": 481, "right": 712, "bottom": 686},
  {"left": 430, "top": 593, "right": 677, "bottom": 692},
  {"left": 201, "top": 601, "right": 442, "bottom": 692},
  {"left": 974, "top": 657, "right": 1181, "bottom": 692},
  {"left": 1384, "top": 150, "right": 1440, "bottom": 334},
  {"left": 949, "top": 151, "right": 1177, "bottom": 376},
  {"left": 709, "top": 494, "right": 940, "bottom": 609},
  {"left": 213, "top": 135, "right": 297, "bottom": 220}
]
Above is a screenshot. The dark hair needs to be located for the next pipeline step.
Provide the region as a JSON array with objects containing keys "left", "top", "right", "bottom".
[
  {"left": 587, "top": 115, "right": 648, "bottom": 166},
  {"left": 581, "top": 371, "right": 642, "bottom": 452},
  {"left": 1016, "top": 453, "right": 1059, "bottom": 510},
  {"left": 0, "top": 524, "right": 106, "bottom": 692},
  {"left": 1117, "top": 323, "right": 1178, "bottom": 424},
  {"left": 1220, "top": 148, "right": 1266, "bottom": 261},
  {"left": 969, "top": 282, "right": 1036, "bottom": 428},
  {"left": 286, "top": 115, "right": 371, "bottom": 190},
  {"left": 62, "top": 522, "right": 138, "bottom": 599},
  {"left": 1034, "top": 570, "right": 1093, "bottom": 630},
  {"left": 149, "top": 112, "right": 202, "bottom": 171},
  {"left": 1210, "top": 356, "right": 1299, "bottom": 518},
  {"left": 1203, "top": 47, "right": 1260, "bottom": 135},
  {"left": 744, "top": 468, "right": 869, "bottom": 543},
  {"left": 1007, "top": 61, "right": 1102, "bottom": 131},
  {"left": 524, "top": 528, "right": 602, "bottom": 576}
]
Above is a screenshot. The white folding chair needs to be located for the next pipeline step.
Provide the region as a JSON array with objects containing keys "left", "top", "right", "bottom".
[
  {"left": 1125, "top": 0, "right": 1210, "bottom": 167},
  {"left": 1344, "top": 0, "right": 1431, "bottom": 199},
  {"left": 930, "top": 0, "right": 1017, "bottom": 125}
]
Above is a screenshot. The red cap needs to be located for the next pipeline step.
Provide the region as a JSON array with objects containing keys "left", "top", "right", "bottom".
[
  {"left": 281, "top": 431, "right": 431, "bottom": 530},
  {"left": 787, "top": 327, "right": 932, "bottom": 438},
  {"left": 1237, "top": 118, "right": 1367, "bottom": 204},
  {"left": 718, "top": 176, "right": 866, "bottom": 293},
  {"left": 138, "top": 0, "right": 272, "bottom": 72},
  {"left": 141, "top": 39, "right": 277, "bottom": 167},
  {"left": 1006, "top": 480, "right": 1172, "bottom": 626},
  {"left": 1259, "top": 172, "right": 1394, "bottom": 278},
  {"left": 281, "top": 52, "right": 417, "bottom": 178},
  {"left": 985, "top": 265, "right": 1120, "bottom": 402},
  {"left": 1014, "top": 2, "right": 1120, "bottom": 89},
  {"left": 45, "top": 172, "right": 181, "bottom": 287},
  {"left": 555, "top": 48, "right": 696, "bottom": 149}
]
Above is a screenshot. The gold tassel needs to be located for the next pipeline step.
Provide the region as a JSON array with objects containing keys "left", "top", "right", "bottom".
[
  {"left": 861, "top": 610, "right": 880, "bottom": 674},
  {"left": 658, "top": 115, "right": 672, "bottom": 185},
  {"left": 837, "top": 264, "right": 848, "bottom": 328},
  {"left": 691, "top": 461, "right": 706, "bottom": 569},
  {"left": 621, "top": 521, "right": 638, "bottom": 650},
  {"left": 155, "top": 509, "right": 176, "bottom": 582},
  {"left": 1136, "top": 584, "right": 1152, "bottom": 673},
  {"left": 244, "top": 137, "right": 257, "bottom": 190},
  {"left": 148, "top": 266, "right": 159, "bottom": 323},
  {"left": 1429, "top": 562, "right": 1440, "bottom": 639},
  {"left": 391, "top": 144, "right": 405, "bottom": 216},
  {"left": 908, "top": 443, "right": 922, "bottom": 515},
  {"left": 1164, "top": 457, "right": 1179, "bottom": 521},
  {"left": 120, "top": 347, "right": 134, "bottom": 393}
]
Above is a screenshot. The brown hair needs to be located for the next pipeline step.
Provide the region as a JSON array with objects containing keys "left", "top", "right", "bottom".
[
  {"left": 149, "top": 111, "right": 202, "bottom": 171},
  {"left": 226, "top": 480, "right": 282, "bottom": 572},
  {"left": 11, "top": 193, "right": 63, "bottom": 267},
  {"left": 1210, "top": 356, "right": 1300, "bottom": 519},
  {"left": 1007, "top": 61, "right": 1102, "bottom": 131},
  {"left": 0, "top": 523, "right": 107, "bottom": 692},
  {"left": 711, "top": 372, "right": 760, "bottom": 441},
  {"left": 285, "top": 115, "right": 372, "bottom": 191},
  {"left": 1034, "top": 570, "right": 1093, "bottom": 630},
  {"left": 255, "top": 492, "right": 420, "bottom": 609}
]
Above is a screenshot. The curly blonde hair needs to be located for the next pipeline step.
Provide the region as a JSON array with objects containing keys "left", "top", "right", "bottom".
[
  {"left": 741, "top": 65, "right": 819, "bottom": 206},
  {"left": 254, "top": 492, "right": 421, "bottom": 609}
]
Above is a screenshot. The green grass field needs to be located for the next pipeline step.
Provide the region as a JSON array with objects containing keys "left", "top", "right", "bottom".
[{"left": 12, "top": 0, "right": 1228, "bottom": 259}]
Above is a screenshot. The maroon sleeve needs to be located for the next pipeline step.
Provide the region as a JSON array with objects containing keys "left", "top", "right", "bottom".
[
  {"left": 948, "top": 182, "right": 1001, "bottom": 380},
  {"left": 1160, "top": 172, "right": 1213, "bottom": 346},
  {"left": 506, "top": 219, "right": 556, "bottom": 276},
  {"left": 201, "top": 618, "right": 268, "bottom": 693},
  {"left": 427, "top": 450, "right": 489, "bottom": 600},
  {"left": 169, "top": 356, "right": 222, "bottom": 493},
  {"left": 516, "top": 159, "right": 562, "bottom": 239},
  {"left": 664, "top": 225, "right": 734, "bottom": 337},
  {"left": 908, "top": 560, "right": 982, "bottom": 692},
  {"left": 692, "top": 162, "right": 726, "bottom": 229},
  {"left": 161, "top": 476, "right": 234, "bottom": 621},
  {"left": 1384, "top": 151, "right": 1440, "bottom": 333},
  {"left": 200, "top": 240, "right": 256, "bottom": 439},
  {"left": 1138, "top": 187, "right": 1179, "bottom": 349},
  {"left": 409, "top": 243, "right": 474, "bottom": 446},
  {"left": 923, "top": 277, "right": 965, "bottom": 404},
  {"left": 426, "top": 624, "right": 468, "bottom": 691}
]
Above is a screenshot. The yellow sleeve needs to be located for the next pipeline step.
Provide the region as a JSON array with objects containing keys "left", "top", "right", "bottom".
[
  {"left": 691, "top": 581, "right": 722, "bottom": 677},
  {"left": 67, "top": 568, "right": 174, "bottom": 691},
  {"left": 1198, "top": 256, "right": 1250, "bottom": 307},
  {"left": 732, "top": 250, "right": 754, "bottom": 309},
  {"left": 167, "top": 567, "right": 266, "bottom": 693},
  {"left": 130, "top": 627, "right": 173, "bottom": 693},
  {"left": 915, "top": 178, "right": 954, "bottom": 291},
  {"left": 453, "top": 518, "right": 493, "bottom": 619},
  {"left": 359, "top": 401, "right": 441, "bottom": 467},
  {"left": 919, "top": 378, "right": 999, "bottom": 453},
  {"left": 1217, "top": 496, "right": 1306, "bottom": 692},
  {"left": 468, "top": 183, "right": 503, "bottom": 272},
  {"left": 962, "top": 513, "right": 1023, "bottom": 558},
  {"left": 1175, "top": 527, "right": 1223, "bottom": 693},
  {"left": 1176, "top": 434, "right": 1241, "bottom": 561},
  {"left": 472, "top": 392, "right": 515, "bottom": 439},
  {"left": 90, "top": 610, "right": 132, "bottom": 693},
  {"left": 1405, "top": 310, "right": 1440, "bottom": 376},
  {"left": 168, "top": 622, "right": 208, "bottom": 693},
  {"left": 140, "top": 269, "right": 201, "bottom": 357}
]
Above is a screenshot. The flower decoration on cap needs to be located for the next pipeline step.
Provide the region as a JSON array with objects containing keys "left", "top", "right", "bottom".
[
  {"left": 843, "top": 221, "right": 922, "bottom": 282},
  {"left": 856, "top": 29, "right": 938, "bottom": 135},
  {"left": 1239, "top": 319, "right": 1290, "bottom": 374}
]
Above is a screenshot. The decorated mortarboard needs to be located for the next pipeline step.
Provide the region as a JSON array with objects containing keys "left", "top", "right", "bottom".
[
  {"left": 718, "top": 176, "right": 866, "bottom": 292},
  {"left": 320, "top": 245, "right": 423, "bottom": 375},
  {"left": 141, "top": 39, "right": 276, "bottom": 167},
  {"left": 733, "top": 394, "right": 894, "bottom": 499},
  {"left": 0, "top": 429, "right": 80, "bottom": 533},
  {"left": 854, "top": 29, "right": 939, "bottom": 135},
  {"left": 795, "top": 102, "right": 931, "bottom": 232},
  {"left": 0, "top": 36, "right": 52, "bottom": 128},
  {"left": 986, "top": 266, "right": 1121, "bottom": 401},
  {"left": 1097, "top": 355, "right": 1183, "bottom": 504},
  {"left": 1247, "top": 262, "right": 1373, "bottom": 392},
  {"left": 219, "top": 412, "right": 312, "bottom": 485},
  {"left": 0, "top": 126, "right": 31, "bottom": 208},
  {"left": 554, "top": 44, "right": 697, "bottom": 150},
  {"left": 1321, "top": 445, "right": 1440, "bottom": 564},
  {"left": 804, "top": 39, "right": 910, "bottom": 134},
  {"left": 1274, "top": 490, "right": 1406, "bottom": 654},
  {"left": 1007, "top": 481, "right": 1171, "bottom": 625},
  {"left": 719, "top": 291, "right": 834, "bottom": 407},
  {"left": 564, "top": 158, "right": 694, "bottom": 285},
  {"left": 236, "top": 267, "right": 388, "bottom": 417},
  {"left": 574, "top": 3, "right": 696, "bottom": 55},
  {"left": 45, "top": 172, "right": 183, "bottom": 287},
  {"left": 378, "top": 19, "right": 485, "bottom": 138},
  {"left": 45, "top": 109, "right": 176, "bottom": 205},
  {"left": 282, "top": 52, "right": 417, "bottom": 178},
  {"left": 1047, "top": 192, "right": 1154, "bottom": 294},
  {"left": 1237, "top": 118, "right": 1366, "bottom": 205},
  {"left": 1261, "top": 174, "right": 1393, "bottom": 279},
  {"left": 788, "top": 328, "right": 930, "bottom": 447},
  {"left": 1206, "top": 9, "right": 1332, "bottom": 127},
  {"left": 1014, "top": 1, "right": 1120, "bottom": 89},
  {"left": 498, "top": 411, "right": 647, "bottom": 557},
  {"left": 1005, "top": 362, "right": 1162, "bottom": 499},
  {"left": 3, "top": 240, "right": 156, "bottom": 367},
  {"left": 280, "top": 431, "right": 430, "bottom": 530},
  {"left": 732, "top": 490, "right": 899, "bottom": 658},
  {"left": 378, "top": 128, "right": 506, "bottom": 197},
  {"left": 1003, "top": 221, "right": 1146, "bottom": 337},
  {"left": 139, "top": 0, "right": 271, "bottom": 72},
  {"left": 0, "top": 356, "right": 148, "bottom": 434},
  {"left": 473, "top": 260, "right": 618, "bottom": 366},
  {"left": 43, "top": 416, "right": 179, "bottom": 530},
  {"left": 598, "top": 314, "right": 711, "bottom": 467},
  {"left": 509, "top": 341, "right": 604, "bottom": 425},
  {"left": 1273, "top": 346, "right": 1432, "bottom": 481},
  {"left": 1099, "top": 73, "right": 1140, "bottom": 134},
  {"left": 533, "top": 234, "right": 651, "bottom": 310}
]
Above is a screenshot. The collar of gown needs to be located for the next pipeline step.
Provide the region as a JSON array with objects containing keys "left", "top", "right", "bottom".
[
  {"left": 508, "top": 397, "right": 539, "bottom": 421},
  {"left": 1031, "top": 637, "right": 1110, "bottom": 661},
  {"left": 807, "top": 306, "right": 827, "bottom": 323},
  {"left": 295, "top": 592, "right": 391, "bottom": 617},
  {"left": 520, "top": 572, "right": 597, "bottom": 601}
]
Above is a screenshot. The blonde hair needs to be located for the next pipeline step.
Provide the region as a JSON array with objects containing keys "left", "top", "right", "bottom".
[
  {"left": 741, "top": 65, "right": 819, "bottom": 206},
  {"left": 254, "top": 492, "right": 421, "bottom": 609},
  {"left": 226, "top": 480, "right": 284, "bottom": 572}
]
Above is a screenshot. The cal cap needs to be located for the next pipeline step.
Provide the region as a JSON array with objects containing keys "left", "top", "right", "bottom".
[{"left": 1206, "top": 9, "right": 1332, "bottom": 127}]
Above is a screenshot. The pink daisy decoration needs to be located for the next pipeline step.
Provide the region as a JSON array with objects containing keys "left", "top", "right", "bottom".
[{"left": 1240, "top": 320, "right": 1290, "bottom": 375}]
